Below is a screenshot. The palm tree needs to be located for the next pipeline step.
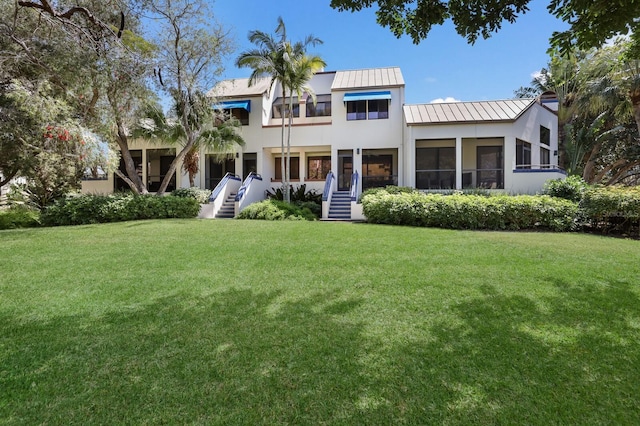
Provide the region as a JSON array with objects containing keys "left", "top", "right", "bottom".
[
  {"left": 236, "top": 17, "right": 323, "bottom": 202},
  {"left": 284, "top": 51, "right": 326, "bottom": 192},
  {"left": 136, "top": 95, "right": 244, "bottom": 189}
]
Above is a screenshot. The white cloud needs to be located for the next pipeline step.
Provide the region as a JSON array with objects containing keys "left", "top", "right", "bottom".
[
  {"left": 424, "top": 77, "right": 437, "bottom": 84},
  {"left": 429, "top": 97, "right": 461, "bottom": 104}
]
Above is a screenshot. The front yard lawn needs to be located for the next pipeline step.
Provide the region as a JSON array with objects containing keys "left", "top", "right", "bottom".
[{"left": 1, "top": 220, "right": 639, "bottom": 424}]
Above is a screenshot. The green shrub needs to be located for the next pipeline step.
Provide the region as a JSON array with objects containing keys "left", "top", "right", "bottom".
[
  {"left": 171, "top": 187, "right": 212, "bottom": 204},
  {"left": 579, "top": 186, "right": 640, "bottom": 232},
  {"left": 266, "top": 184, "right": 322, "bottom": 204},
  {"left": 0, "top": 205, "right": 41, "bottom": 230},
  {"left": 41, "top": 194, "right": 200, "bottom": 226},
  {"left": 543, "top": 175, "right": 588, "bottom": 202},
  {"left": 236, "top": 199, "right": 316, "bottom": 221},
  {"left": 361, "top": 189, "right": 578, "bottom": 231}
]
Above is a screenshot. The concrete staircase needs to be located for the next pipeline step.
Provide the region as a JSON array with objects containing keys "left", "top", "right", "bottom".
[
  {"left": 215, "top": 193, "right": 236, "bottom": 219},
  {"left": 328, "top": 191, "right": 351, "bottom": 220}
]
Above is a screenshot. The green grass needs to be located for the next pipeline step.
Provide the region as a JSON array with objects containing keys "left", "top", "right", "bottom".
[{"left": 1, "top": 220, "right": 639, "bottom": 425}]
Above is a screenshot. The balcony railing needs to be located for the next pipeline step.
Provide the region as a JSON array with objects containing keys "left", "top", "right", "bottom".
[{"left": 416, "top": 170, "right": 455, "bottom": 190}]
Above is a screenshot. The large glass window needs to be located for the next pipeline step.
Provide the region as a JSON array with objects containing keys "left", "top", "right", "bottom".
[
  {"left": 540, "top": 125, "right": 551, "bottom": 146},
  {"left": 306, "top": 95, "right": 331, "bottom": 117},
  {"left": 362, "top": 153, "right": 394, "bottom": 189},
  {"left": 477, "top": 146, "right": 503, "bottom": 189},
  {"left": 540, "top": 147, "right": 551, "bottom": 169},
  {"left": 274, "top": 157, "right": 300, "bottom": 180},
  {"left": 346, "top": 99, "right": 389, "bottom": 121},
  {"left": 415, "top": 147, "right": 455, "bottom": 189},
  {"left": 516, "top": 139, "right": 532, "bottom": 169},
  {"left": 272, "top": 97, "right": 299, "bottom": 119},
  {"left": 307, "top": 156, "right": 331, "bottom": 180},
  {"left": 228, "top": 108, "right": 249, "bottom": 125},
  {"left": 368, "top": 99, "right": 389, "bottom": 120},
  {"left": 346, "top": 100, "right": 367, "bottom": 121}
]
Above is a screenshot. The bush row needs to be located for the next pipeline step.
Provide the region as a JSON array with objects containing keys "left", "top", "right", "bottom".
[
  {"left": 236, "top": 199, "right": 317, "bottom": 221},
  {"left": 362, "top": 190, "right": 578, "bottom": 231},
  {"left": 41, "top": 193, "right": 200, "bottom": 226},
  {"left": 171, "top": 187, "right": 212, "bottom": 204},
  {"left": 0, "top": 205, "right": 41, "bottom": 230}
]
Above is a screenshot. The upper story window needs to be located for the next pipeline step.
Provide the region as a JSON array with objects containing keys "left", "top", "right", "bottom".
[
  {"left": 516, "top": 139, "right": 531, "bottom": 169},
  {"left": 540, "top": 125, "right": 551, "bottom": 146},
  {"left": 346, "top": 100, "right": 367, "bottom": 120},
  {"left": 306, "top": 94, "right": 332, "bottom": 117},
  {"left": 227, "top": 108, "right": 249, "bottom": 126},
  {"left": 344, "top": 91, "right": 391, "bottom": 121},
  {"left": 214, "top": 100, "right": 251, "bottom": 126},
  {"left": 368, "top": 99, "right": 389, "bottom": 120},
  {"left": 540, "top": 146, "right": 551, "bottom": 169},
  {"left": 272, "top": 97, "right": 299, "bottom": 119}
]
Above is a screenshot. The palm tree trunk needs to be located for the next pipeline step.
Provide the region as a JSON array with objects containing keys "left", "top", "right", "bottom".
[
  {"left": 286, "top": 93, "right": 294, "bottom": 203},
  {"left": 281, "top": 86, "right": 288, "bottom": 203},
  {"left": 582, "top": 141, "right": 602, "bottom": 183}
]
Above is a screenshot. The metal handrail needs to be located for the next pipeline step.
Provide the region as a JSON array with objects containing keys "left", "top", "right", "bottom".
[
  {"left": 322, "top": 171, "right": 335, "bottom": 201},
  {"left": 209, "top": 172, "right": 241, "bottom": 202},
  {"left": 350, "top": 171, "right": 359, "bottom": 201},
  {"left": 235, "top": 172, "right": 263, "bottom": 202}
]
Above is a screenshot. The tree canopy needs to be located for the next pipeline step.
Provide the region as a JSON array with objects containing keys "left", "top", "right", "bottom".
[{"left": 330, "top": 0, "right": 640, "bottom": 54}]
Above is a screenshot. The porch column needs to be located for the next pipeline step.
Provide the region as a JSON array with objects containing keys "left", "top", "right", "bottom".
[{"left": 455, "top": 137, "right": 462, "bottom": 189}]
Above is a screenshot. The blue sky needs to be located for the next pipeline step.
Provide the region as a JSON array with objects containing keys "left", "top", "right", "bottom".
[{"left": 211, "top": 0, "right": 568, "bottom": 104}]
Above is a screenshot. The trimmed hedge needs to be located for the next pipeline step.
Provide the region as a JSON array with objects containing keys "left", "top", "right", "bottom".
[
  {"left": 171, "top": 187, "right": 212, "bottom": 204},
  {"left": 0, "top": 206, "right": 41, "bottom": 230},
  {"left": 41, "top": 193, "right": 200, "bottom": 226},
  {"left": 580, "top": 186, "right": 640, "bottom": 232},
  {"left": 362, "top": 190, "right": 578, "bottom": 231},
  {"left": 236, "top": 199, "right": 316, "bottom": 221}
]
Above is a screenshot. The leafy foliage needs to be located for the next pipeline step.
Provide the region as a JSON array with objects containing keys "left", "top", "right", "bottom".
[
  {"left": 329, "top": 0, "right": 640, "bottom": 54},
  {"left": 362, "top": 189, "right": 578, "bottom": 231},
  {"left": 171, "top": 187, "right": 212, "bottom": 204},
  {"left": 265, "top": 184, "right": 322, "bottom": 217},
  {"left": 579, "top": 186, "right": 640, "bottom": 234},
  {"left": 41, "top": 194, "right": 200, "bottom": 226},
  {"left": 236, "top": 199, "right": 317, "bottom": 221},
  {"left": 543, "top": 176, "right": 588, "bottom": 202},
  {"left": 0, "top": 205, "right": 40, "bottom": 230}
]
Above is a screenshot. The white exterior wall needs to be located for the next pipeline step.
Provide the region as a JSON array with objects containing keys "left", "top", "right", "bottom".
[{"left": 405, "top": 103, "right": 560, "bottom": 194}]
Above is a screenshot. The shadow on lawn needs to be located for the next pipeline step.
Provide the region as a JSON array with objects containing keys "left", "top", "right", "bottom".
[
  {"left": 373, "top": 279, "right": 640, "bottom": 424},
  {"left": 2, "top": 281, "right": 640, "bottom": 424}
]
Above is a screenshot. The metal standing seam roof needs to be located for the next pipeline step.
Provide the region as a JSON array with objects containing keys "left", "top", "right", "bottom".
[
  {"left": 331, "top": 67, "right": 405, "bottom": 90},
  {"left": 404, "top": 99, "right": 536, "bottom": 125},
  {"left": 207, "top": 77, "right": 272, "bottom": 99}
]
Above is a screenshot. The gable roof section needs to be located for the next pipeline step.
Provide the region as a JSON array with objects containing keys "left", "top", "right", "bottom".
[
  {"left": 207, "top": 77, "right": 272, "bottom": 99},
  {"left": 404, "top": 99, "right": 536, "bottom": 125},
  {"left": 331, "top": 67, "right": 404, "bottom": 91}
]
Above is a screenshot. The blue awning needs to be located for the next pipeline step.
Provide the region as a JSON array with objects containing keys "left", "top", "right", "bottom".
[
  {"left": 343, "top": 91, "right": 392, "bottom": 102},
  {"left": 213, "top": 100, "right": 251, "bottom": 112}
]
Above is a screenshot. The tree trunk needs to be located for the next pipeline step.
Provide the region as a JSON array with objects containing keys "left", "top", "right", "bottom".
[
  {"left": 582, "top": 141, "right": 602, "bottom": 183},
  {"left": 281, "top": 86, "right": 288, "bottom": 203},
  {"left": 286, "top": 93, "right": 294, "bottom": 203},
  {"left": 115, "top": 120, "right": 147, "bottom": 194}
]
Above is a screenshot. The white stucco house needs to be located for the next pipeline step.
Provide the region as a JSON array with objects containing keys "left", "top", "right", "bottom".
[{"left": 82, "top": 66, "right": 565, "bottom": 220}]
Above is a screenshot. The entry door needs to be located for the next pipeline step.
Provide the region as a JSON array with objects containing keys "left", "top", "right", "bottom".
[{"left": 338, "top": 151, "right": 353, "bottom": 191}]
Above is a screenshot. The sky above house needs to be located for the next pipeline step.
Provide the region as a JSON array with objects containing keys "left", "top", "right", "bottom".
[{"left": 211, "top": 0, "right": 568, "bottom": 105}]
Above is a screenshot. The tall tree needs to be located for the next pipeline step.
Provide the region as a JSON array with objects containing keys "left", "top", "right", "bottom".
[
  {"left": 236, "top": 17, "right": 324, "bottom": 202},
  {"left": 329, "top": 0, "right": 640, "bottom": 54},
  {"left": 149, "top": 0, "right": 233, "bottom": 195},
  {"left": 284, "top": 51, "right": 326, "bottom": 196}
]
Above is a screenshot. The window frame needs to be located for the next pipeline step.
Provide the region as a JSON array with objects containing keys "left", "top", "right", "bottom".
[
  {"left": 307, "top": 155, "right": 331, "bottom": 180},
  {"left": 306, "top": 94, "right": 332, "bottom": 118},
  {"left": 274, "top": 156, "right": 300, "bottom": 180},
  {"left": 515, "top": 139, "right": 532, "bottom": 169},
  {"left": 272, "top": 97, "right": 300, "bottom": 119}
]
